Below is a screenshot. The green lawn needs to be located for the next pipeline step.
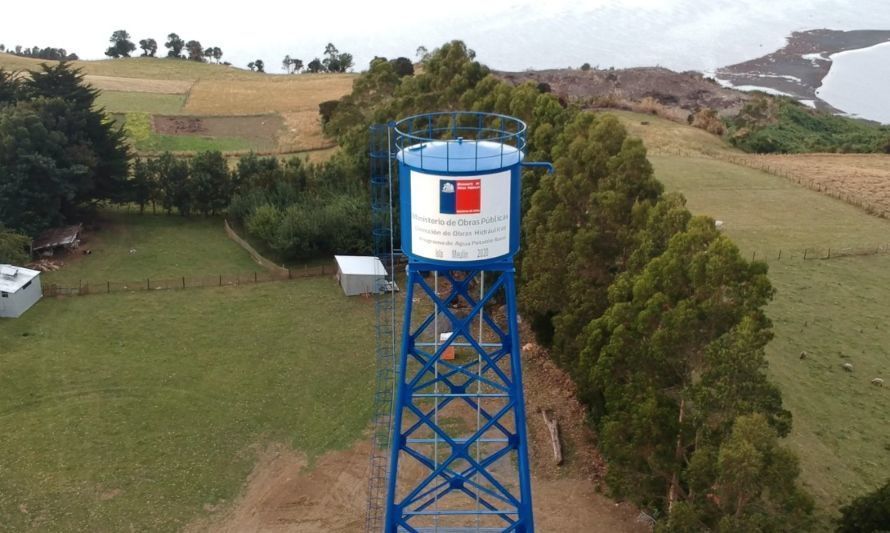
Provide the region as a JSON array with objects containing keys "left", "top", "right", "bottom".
[
  {"left": 0, "top": 279, "right": 375, "bottom": 532},
  {"left": 650, "top": 154, "right": 890, "bottom": 518},
  {"left": 43, "top": 212, "right": 259, "bottom": 287},
  {"left": 95, "top": 91, "right": 186, "bottom": 114}
]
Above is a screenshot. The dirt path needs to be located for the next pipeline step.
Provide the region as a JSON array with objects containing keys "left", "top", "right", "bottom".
[{"left": 188, "top": 344, "right": 649, "bottom": 533}]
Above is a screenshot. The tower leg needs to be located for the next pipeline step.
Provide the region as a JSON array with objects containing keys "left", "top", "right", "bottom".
[{"left": 384, "top": 265, "right": 534, "bottom": 532}]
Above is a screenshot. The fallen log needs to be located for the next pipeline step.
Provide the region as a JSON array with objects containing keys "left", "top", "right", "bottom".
[{"left": 540, "top": 408, "right": 563, "bottom": 465}]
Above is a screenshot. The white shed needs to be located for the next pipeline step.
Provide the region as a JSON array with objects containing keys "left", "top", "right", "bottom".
[
  {"left": 0, "top": 265, "right": 42, "bottom": 318},
  {"left": 334, "top": 255, "right": 390, "bottom": 296}
]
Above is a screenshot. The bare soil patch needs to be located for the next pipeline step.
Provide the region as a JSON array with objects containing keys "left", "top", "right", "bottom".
[{"left": 187, "top": 340, "right": 648, "bottom": 533}]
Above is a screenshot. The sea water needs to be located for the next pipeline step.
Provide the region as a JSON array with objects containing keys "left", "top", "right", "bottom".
[{"left": 816, "top": 42, "right": 890, "bottom": 124}]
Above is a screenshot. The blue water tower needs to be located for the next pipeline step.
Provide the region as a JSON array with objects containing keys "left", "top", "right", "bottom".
[{"left": 382, "top": 112, "right": 551, "bottom": 532}]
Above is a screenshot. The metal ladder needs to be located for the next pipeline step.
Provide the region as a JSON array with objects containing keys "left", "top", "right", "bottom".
[{"left": 366, "top": 124, "right": 397, "bottom": 533}]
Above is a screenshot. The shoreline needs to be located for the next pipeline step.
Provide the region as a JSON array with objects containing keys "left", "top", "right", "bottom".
[{"left": 714, "top": 29, "right": 890, "bottom": 115}]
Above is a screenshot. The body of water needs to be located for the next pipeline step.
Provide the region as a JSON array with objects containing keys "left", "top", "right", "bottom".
[{"left": 817, "top": 41, "right": 890, "bottom": 124}]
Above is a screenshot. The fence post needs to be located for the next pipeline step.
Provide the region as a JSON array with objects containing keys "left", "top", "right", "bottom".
[
  {"left": 182, "top": 276, "right": 186, "bottom": 289},
  {"left": 777, "top": 249, "right": 782, "bottom": 260},
  {"left": 147, "top": 278, "right": 150, "bottom": 290},
  {"left": 254, "top": 271, "right": 258, "bottom": 283},
  {"left": 288, "top": 269, "right": 292, "bottom": 280},
  {"left": 219, "top": 274, "right": 222, "bottom": 287},
  {"left": 827, "top": 248, "right": 831, "bottom": 259},
  {"left": 752, "top": 251, "right": 756, "bottom": 261},
  {"left": 803, "top": 249, "right": 808, "bottom": 260},
  {"left": 107, "top": 281, "right": 110, "bottom": 294}
]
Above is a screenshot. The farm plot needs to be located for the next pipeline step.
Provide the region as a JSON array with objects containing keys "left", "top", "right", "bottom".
[
  {"left": 183, "top": 76, "right": 355, "bottom": 152},
  {"left": 152, "top": 114, "right": 283, "bottom": 152}
]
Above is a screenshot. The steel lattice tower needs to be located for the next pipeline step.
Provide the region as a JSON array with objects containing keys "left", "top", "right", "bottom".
[{"left": 380, "top": 112, "right": 551, "bottom": 533}]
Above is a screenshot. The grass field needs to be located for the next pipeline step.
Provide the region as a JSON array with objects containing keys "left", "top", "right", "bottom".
[
  {"left": 610, "top": 109, "right": 890, "bottom": 522},
  {"left": 0, "top": 278, "right": 375, "bottom": 532},
  {"left": 0, "top": 210, "right": 375, "bottom": 531},
  {"left": 43, "top": 212, "right": 259, "bottom": 287}
]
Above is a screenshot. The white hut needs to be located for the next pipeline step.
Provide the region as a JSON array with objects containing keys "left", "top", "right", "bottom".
[
  {"left": 334, "top": 255, "right": 393, "bottom": 296},
  {"left": 0, "top": 265, "right": 42, "bottom": 318}
]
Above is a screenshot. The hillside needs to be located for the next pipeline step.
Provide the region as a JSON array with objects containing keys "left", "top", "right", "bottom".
[
  {"left": 0, "top": 54, "right": 355, "bottom": 157},
  {"left": 615, "top": 110, "right": 890, "bottom": 524},
  {"left": 498, "top": 66, "right": 751, "bottom": 115}
]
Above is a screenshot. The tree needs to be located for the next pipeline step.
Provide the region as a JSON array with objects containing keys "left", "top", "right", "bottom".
[
  {"left": 253, "top": 59, "right": 264, "bottom": 73},
  {"left": 130, "top": 158, "right": 155, "bottom": 213},
  {"left": 0, "top": 69, "right": 20, "bottom": 105},
  {"left": 203, "top": 47, "right": 214, "bottom": 62},
  {"left": 390, "top": 57, "right": 414, "bottom": 77},
  {"left": 189, "top": 151, "right": 230, "bottom": 215},
  {"left": 282, "top": 55, "right": 303, "bottom": 74},
  {"left": 154, "top": 152, "right": 190, "bottom": 215},
  {"left": 306, "top": 58, "right": 324, "bottom": 73},
  {"left": 0, "top": 45, "right": 6, "bottom": 53},
  {"left": 416, "top": 45, "right": 429, "bottom": 62},
  {"left": 105, "top": 30, "right": 136, "bottom": 58},
  {"left": 211, "top": 47, "right": 222, "bottom": 63},
  {"left": 322, "top": 43, "right": 353, "bottom": 73},
  {"left": 247, "top": 61, "right": 255, "bottom": 72},
  {"left": 0, "top": 226, "right": 30, "bottom": 264},
  {"left": 0, "top": 62, "right": 129, "bottom": 235},
  {"left": 138, "top": 38, "right": 157, "bottom": 57},
  {"left": 520, "top": 112, "right": 661, "bottom": 354},
  {"left": 709, "top": 414, "right": 813, "bottom": 531},
  {"left": 838, "top": 479, "right": 890, "bottom": 533},
  {"left": 185, "top": 40, "right": 204, "bottom": 62},
  {"left": 165, "top": 33, "right": 185, "bottom": 59},
  {"left": 580, "top": 62, "right": 591, "bottom": 71}
]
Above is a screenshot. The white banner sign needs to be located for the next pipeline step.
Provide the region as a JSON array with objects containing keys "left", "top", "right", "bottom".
[{"left": 410, "top": 170, "right": 511, "bottom": 261}]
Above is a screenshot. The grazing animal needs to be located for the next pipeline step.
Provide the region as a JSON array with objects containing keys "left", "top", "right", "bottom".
[
  {"left": 128, "top": 248, "right": 136, "bottom": 255},
  {"left": 799, "top": 351, "right": 807, "bottom": 360},
  {"left": 715, "top": 220, "right": 725, "bottom": 230},
  {"left": 872, "top": 378, "right": 884, "bottom": 387},
  {"left": 842, "top": 363, "right": 854, "bottom": 372}
]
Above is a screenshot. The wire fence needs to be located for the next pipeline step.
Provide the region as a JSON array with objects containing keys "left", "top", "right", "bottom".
[
  {"left": 743, "top": 243, "right": 890, "bottom": 264},
  {"left": 43, "top": 263, "right": 335, "bottom": 297}
]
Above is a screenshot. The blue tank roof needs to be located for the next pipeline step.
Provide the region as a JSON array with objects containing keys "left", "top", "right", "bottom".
[{"left": 397, "top": 140, "right": 523, "bottom": 173}]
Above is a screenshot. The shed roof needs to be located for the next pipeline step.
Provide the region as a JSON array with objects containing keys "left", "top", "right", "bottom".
[
  {"left": 32, "top": 224, "right": 82, "bottom": 251},
  {"left": 334, "top": 255, "right": 388, "bottom": 276},
  {"left": 0, "top": 264, "right": 40, "bottom": 293}
]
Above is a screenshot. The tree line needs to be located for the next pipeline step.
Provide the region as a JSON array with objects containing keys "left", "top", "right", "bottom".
[
  {"left": 103, "top": 31, "right": 356, "bottom": 75},
  {"left": 0, "top": 44, "right": 78, "bottom": 61},
  {"left": 105, "top": 30, "right": 225, "bottom": 64}
]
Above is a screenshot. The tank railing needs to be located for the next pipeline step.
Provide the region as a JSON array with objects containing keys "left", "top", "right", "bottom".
[
  {"left": 395, "top": 127, "right": 526, "bottom": 149},
  {"left": 395, "top": 111, "right": 526, "bottom": 145}
]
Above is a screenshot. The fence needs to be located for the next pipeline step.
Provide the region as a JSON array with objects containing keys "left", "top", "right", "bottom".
[
  {"left": 43, "top": 264, "right": 335, "bottom": 297},
  {"left": 742, "top": 242, "right": 890, "bottom": 264},
  {"left": 223, "top": 219, "right": 289, "bottom": 275}
]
